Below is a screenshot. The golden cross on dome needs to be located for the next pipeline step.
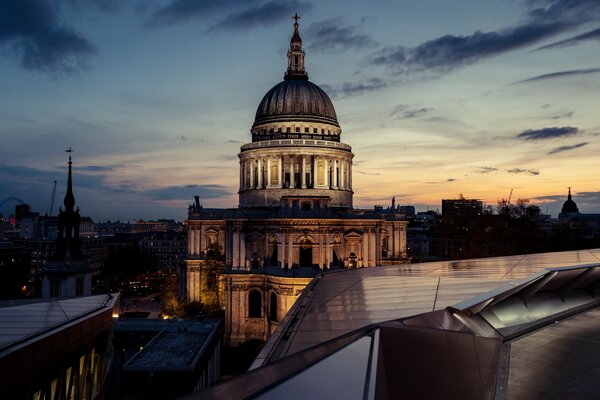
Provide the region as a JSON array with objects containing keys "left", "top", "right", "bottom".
[
  {"left": 293, "top": 13, "right": 300, "bottom": 24},
  {"left": 65, "top": 147, "right": 74, "bottom": 154}
]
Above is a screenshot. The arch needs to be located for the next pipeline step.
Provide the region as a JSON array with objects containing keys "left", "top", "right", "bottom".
[
  {"left": 348, "top": 252, "right": 358, "bottom": 269},
  {"left": 269, "top": 292, "right": 278, "bottom": 322},
  {"left": 248, "top": 289, "right": 262, "bottom": 318}
]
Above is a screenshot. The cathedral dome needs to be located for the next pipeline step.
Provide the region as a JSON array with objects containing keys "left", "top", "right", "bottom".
[
  {"left": 561, "top": 188, "right": 579, "bottom": 214},
  {"left": 253, "top": 79, "right": 339, "bottom": 128}
]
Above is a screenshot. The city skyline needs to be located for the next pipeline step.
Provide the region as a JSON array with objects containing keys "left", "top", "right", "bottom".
[{"left": 1, "top": 0, "right": 599, "bottom": 221}]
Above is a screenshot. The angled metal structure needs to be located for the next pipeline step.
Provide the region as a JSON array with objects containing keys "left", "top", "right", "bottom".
[{"left": 185, "top": 250, "right": 600, "bottom": 399}]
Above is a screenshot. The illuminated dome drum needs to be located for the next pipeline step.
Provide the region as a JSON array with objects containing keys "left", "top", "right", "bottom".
[{"left": 238, "top": 17, "right": 353, "bottom": 208}]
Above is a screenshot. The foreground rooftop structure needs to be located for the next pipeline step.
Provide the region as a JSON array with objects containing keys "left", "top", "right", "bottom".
[{"left": 191, "top": 249, "right": 600, "bottom": 399}]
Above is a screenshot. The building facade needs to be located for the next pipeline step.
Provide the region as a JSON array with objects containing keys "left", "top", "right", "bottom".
[{"left": 183, "top": 17, "right": 408, "bottom": 346}]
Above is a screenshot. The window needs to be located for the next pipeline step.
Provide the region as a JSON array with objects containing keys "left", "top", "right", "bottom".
[
  {"left": 295, "top": 127, "right": 300, "bottom": 133},
  {"left": 313, "top": 128, "right": 318, "bottom": 133},
  {"left": 304, "top": 127, "right": 309, "bottom": 133},
  {"left": 269, "top": 292, "right": 278, "bottom": 321},
  {"left": 248, "top": 290, "right": 262, "bottom": 318},
  {"left": 286, "top": 127, "right": 291, "bottom": 133}
]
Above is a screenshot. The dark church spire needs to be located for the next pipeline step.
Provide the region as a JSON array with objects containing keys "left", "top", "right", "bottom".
[
  {"left": 285, "top": 13, "right": 308, "bottom": 80},
  {"left": 54, "top": 147, "right": 82, "bottom": 260},
  {"left": 64, "top": 147, "right": 75, "bottom": 212}
]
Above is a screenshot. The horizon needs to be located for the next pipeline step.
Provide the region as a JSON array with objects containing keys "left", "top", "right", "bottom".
[{"left": 1, "top": 0, "right": 599, "bottom": 221}]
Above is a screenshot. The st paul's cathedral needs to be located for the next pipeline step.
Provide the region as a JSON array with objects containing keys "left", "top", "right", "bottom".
[{"left": 182, "top": 16, "right": 408, "bottom": 346}]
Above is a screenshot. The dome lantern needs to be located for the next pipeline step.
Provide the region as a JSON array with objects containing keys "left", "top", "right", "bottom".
[{"left": 285, "top": 13, "right": 308, "bottom": 80}]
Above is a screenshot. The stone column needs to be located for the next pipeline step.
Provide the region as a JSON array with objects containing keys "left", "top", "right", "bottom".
[
  {"left": 258, "top": 158, "right": 263, "bottom": 188},
  {"left": 188, "top": 229, "right": 194, "bottom": 255},
  {"left": 249, "top": 160, "right": 254, "bottom": 189},
  {"left": 290, "top": 157, "right": 295, "bottom": 188},
  {"left": 313, "top": 157, "right": 318, "bottom": 188},
  {"left": 400, "top": 226, "right": 407, "bottom": 257},
  {"left": 327, "top": 236, "right": 333, "bottom": 269},
  {"left": 349, "top": 160, "right": 352, "bottom": 190},
  {"left": 288, "top": 232, "right": 293, "bottom": 268},
  {"left": 226, "top": 226, "right": 232, "bottom": 266},
  {"left": 232, "top": 227, "right": 240, "bottom": 268},
  {"left": 369, "top": 231, "right": 376, "bottom": 266},
  {"left": 333, "top": 160, "right": 338, "bottom": 189},
  {"left": 278, "top": 234, "right": 284, "bottom": 268},
  {"left": 301, "top": 156, "right": 306, "bottom": 188},
  {"left": 267, "top": 158, "right": 272, "bottom": 188},
  {"left": 278, "top": 157, "right": 283, "bottom": 188},
  {"left": 394, "top": 226, "right": 400, "bottom": 258},
  {"left": 340, "top": 160, "right": 345, "bottom": 190}
]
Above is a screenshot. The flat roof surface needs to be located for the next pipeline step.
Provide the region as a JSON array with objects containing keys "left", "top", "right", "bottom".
[
  {"left": 123, "top": 319, "right": 220, "bottom": 371},
  {"left": 0, "top": 294, "right": 116, "bottom": 351},
  {"left": 259, "top": 249, "right": 600, "bottom": 364}
]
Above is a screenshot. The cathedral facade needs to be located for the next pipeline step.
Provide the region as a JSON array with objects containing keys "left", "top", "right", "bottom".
[{"left": 183, "top": 17, "right": 408, "bottom": 346}]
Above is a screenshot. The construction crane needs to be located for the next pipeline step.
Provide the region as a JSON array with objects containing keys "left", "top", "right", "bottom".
[
  {"left": 48, "top": 180, "right": 57, "bottom": 216},
  {"left": 507, "top": 188, "right": 513, "bottom": 204}
]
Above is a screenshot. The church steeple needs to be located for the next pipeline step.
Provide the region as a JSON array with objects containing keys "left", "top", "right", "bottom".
[
  {"left": 285, "top": 13, "right": 308, "bottom": 80},
  {"left": 64, "top": 147, "right": 75, "bottom": 212},
  {"left": 54, "top": 147, "right": 82, "bottom": 260}
]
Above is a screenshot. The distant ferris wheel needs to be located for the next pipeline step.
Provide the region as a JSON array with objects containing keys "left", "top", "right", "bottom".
[{"left": 0, "top": 196, "right": 25, "bottom": 218}]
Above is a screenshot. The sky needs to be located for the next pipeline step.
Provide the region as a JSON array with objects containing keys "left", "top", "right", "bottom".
[{"left": 1, "top": 0, "right": 599, "bottom": 221}]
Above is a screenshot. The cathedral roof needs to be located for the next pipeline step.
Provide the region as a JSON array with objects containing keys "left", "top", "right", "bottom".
[
  {"left": 253, "top": 79, "right": 338, "bottom": 127},
  {"left": 252, "top": 14, "right": 339, "bottom": 129}
]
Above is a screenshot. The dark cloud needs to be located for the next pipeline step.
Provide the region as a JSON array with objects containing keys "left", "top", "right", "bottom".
[
  {"left": 142, "top": 184, "right": 230, "bottom": 200},
  {"left": 474, "top": 166, "right": 498, "bottom": 174},
  {"left": 211, "top": 1, "right": 312, "bottom": 31},
  {"left": 149, "top": 0, "right": 236, "bottom": 26},
  {"left": 355, "top": 170, "right": 381, "bottom": 176},
  {"left": 516, "top": 126, "right": 579, "bottom": 140},
  {"left": 551, "top": 111, "right": 573, "bottom": 120},
  {"left": 391, "top": 107, "right": 433, "bottom": 120},
  {"left": 536, "top": 27, "right": 600, "bottom": 50},
  {"left": 512, "top": 68, "right": 600, "bottom": 84},
  {"left": 0, "top": 0, "right": 96, "bottom": 73},
  {"left": 77, "top": 164, "right": 124, "bottom": 172},
  {"left": 150, "top": 0, "right": 311, "bottom": 31},
  {"left": 321, "top": 77, "right": 387, "bottom": 98},
  {"left": 62, "top": 0, "right": 124, "bottom": 13},
  {"left": 507, "top": 168, "right": 540, "bottom": 176},
  {"left": 305, "top": 19, "right": 377, "bottom": 52},
  {"left": 547, "top": 141, "right": 588, "bottom": 154},
  {"left": 227, "top": 140, "right": 242, "bottom": 143},
  {"left": 527, "top": 0, "right": 600, "bottom": 24},
  {"left": 367, "top": 1, "right": 600, "bottom": 77},
  {"left": 447, "top": 178, "right": 457, "bottom": 182},
  {"left": 369, "top": 23, "right": 565, "bottom": 75}
]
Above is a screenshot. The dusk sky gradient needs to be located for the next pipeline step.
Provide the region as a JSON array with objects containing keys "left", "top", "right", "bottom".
[{"left": 1, "top": 0, "right": 599, "bottom": 221}]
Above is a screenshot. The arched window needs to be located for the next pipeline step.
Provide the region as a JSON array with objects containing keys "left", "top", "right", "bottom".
[
  {"left": 269, "top": 292, "right": 278, "bottom": 322},
  {"left": 248, "top": 290, "right": 262, "bottom": 318}
]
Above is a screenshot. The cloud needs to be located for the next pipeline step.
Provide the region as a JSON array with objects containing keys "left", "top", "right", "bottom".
[
  {"left": 150, "top": 0, "right": 312, "bottom": 31},
  {"left": 516, "top": 126, "right": 580, "bottom": 140},
  {"left": 447, "top": 178, "right": 456, "bottom": 182},
  {"left": 149, "top": 0, "right": 236, "bottom": 26},
  {"left": 547, "top": 141, "right": 588, "bottom": 154},
  {"left": 321, "top": 77, "right": 387, "bottom": 98},
  {"left": 551, "top": 111, "right": 573, "bottom": 120},
  {"left": 211, "top": 1, "right": 313, "bottom": 31},
  {"left": 474, "top": 166, "right": 498, "bottom": 174},
  {"left": 355, "top": 170, "right": 381, "bottom": 176},
  {"left": 369, "top": 22, "right": 565, "bottom": 75},
  {"left": 390, "top": 107, "right": 433, "bottom": 120},
  {"left": 77, "top": 164, "right": 124, "bottom": 172},
  {"left": 536, "top": 27, "right": 600, "bottom": 50},
  {"left": 142, "top": 184, "right": 230, "bottom": 201},
  {"left": 513, "top": 68, "right": 600, "bottom": 84},
  {"left": 227, "top": 140, "right": 242, "bottom": 143},
  {"left": 526, "top": 0, "right": 600, "bottom": 25},
  {"left": 305, "top": 19, "right": 377, "bottom": 52},
  {"left": 507, "top": 168, "right": 540, "bottom": 176},
  {"left": 0, "top": 0, "right": 96, "bottom": 73}
]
